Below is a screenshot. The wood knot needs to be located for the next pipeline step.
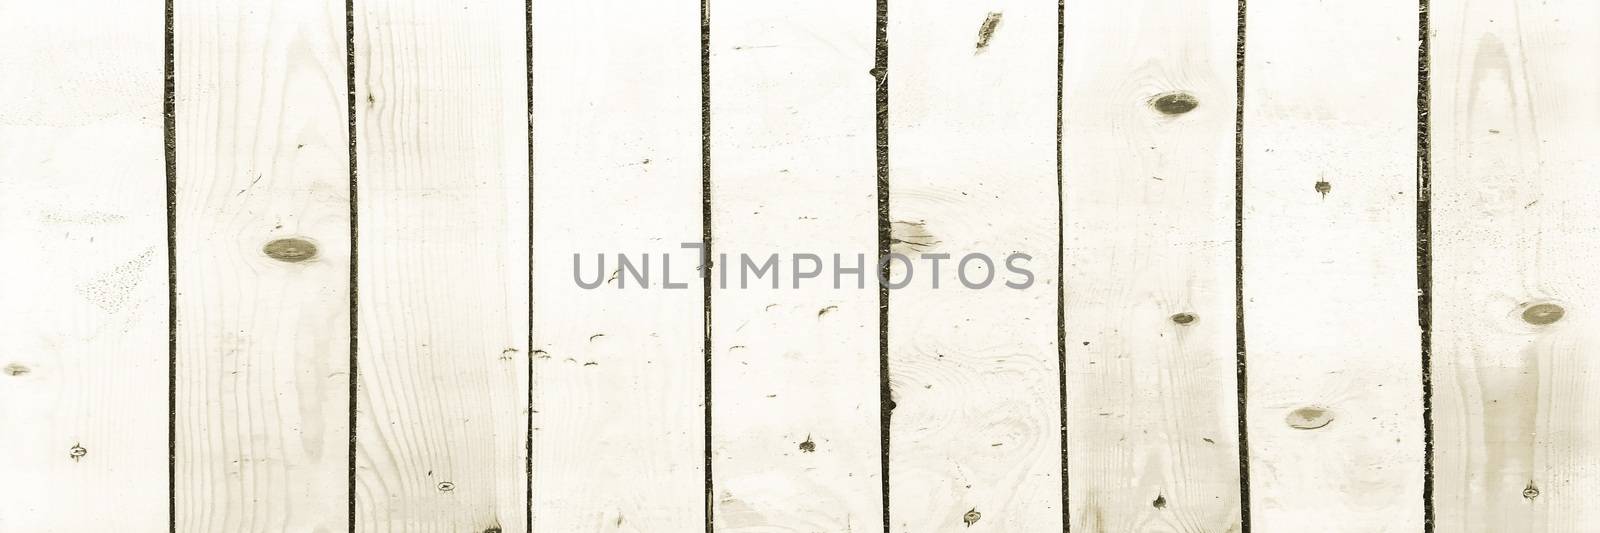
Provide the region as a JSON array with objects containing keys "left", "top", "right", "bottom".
[
  {"left": 1152, "top": 494, "right": 1167, "bottom": 508},
  {"left": 4, "top": 363, "right": 30, "bottom": 376},
  {"left": 1150, "top": 91, "right": 1199, "bottom": 115},
  {"left": 1285, "top": 406, "right": 1334, "bottom": 430},
  {"left": 1170, "top": 312, "right": 1198, "bottom": 325},
  {"left": 1521, "top": 303, "right": 1565, "bottom": 325},
  {"left": 962, "top": 508, "right": 981, "bottom": 527},
  {"left": 262, "top": 237, "right": 318, "bottom": 263},
  {"left": 436, "top": 481, "right": 455, "bottom": 492}
]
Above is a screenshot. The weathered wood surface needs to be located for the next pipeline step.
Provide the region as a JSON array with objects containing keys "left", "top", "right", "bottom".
[
  {"left": 0, "top": 0, "right": 170, "bottom": 531},
  {"left": 886, "top": 2, "right": 1063, "bottom": 531},
  {"left": 1431, "top": 0, "right": 1600, "bottom": 531},
  {"left": 1242, "top": 0, "right": 1426, "bottom": 530},
  {"left": 11, "top": 1, "right": 1600, "bottom": 532},
  {"left": 528, "top": 0, "right": 705, "bottom": 530},
  {"left": 1062, "top": 0, "right": 1242, "bottom": 530},
  {"left": 707, "top": 0, "right": 883, "bottom": 530},
  {"left": 173, "top": 0, "right": 350, "bottom": 530},
  {"left": 352, "top": 0, "right": 529, "bottom": 529}
]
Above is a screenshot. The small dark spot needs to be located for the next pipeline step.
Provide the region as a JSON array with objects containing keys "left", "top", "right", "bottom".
[
  {"left": 483, "top": 529, "right": 501, "bottom": 533},
  {"left": 1202, "top": 437, "right": 1215, "bottom": 444},
  {"left": 818, "top": 305, "right": 838, "bottom": 318},
  {"left": 366, "top": 93, "right": 375, "bottom": 105},
  {"left": 4, "top": 363, "right": 30, "bottom": 376},
  {"left": 963, "top": 508, "right": 981, "bottom": 527},
  {"left": 436, "top": 481, "right": 455, "bottom": 492},
  {"left": 799, "top": 435, "right": 816, "bottom": 453},
  {"left": 1150, "top": 91, "right": 1200, "bottom": 115},
  {"left": 1315, "top": 180, "right": 1332, "bottom": 198},
  {"left": 1523, "top": 482, "right": 1540, "bottom": 500},
  {"left": 262, "top": 237, "right": 318, "bottom": 263},
  {"left": 1170, "top": 312, "right": 1197, "bottom": 325},
  {"left": 1152, "top": 494, "right": 1167, "bottom": 509},
  {"left": 69, "top": 444, "right": 87, "bottom": 461},
  {"left": 1522, "top": 303, "right": 1565, "bottom": 325},
  {"left": 974, "top": 12, "right": 1003, "bottom": 50},
  {"left": 589, "top": 333, "right": 606, "bottom": 342},
  {"left": 582, "top": 361, "right": 598, "bottom": 367},
  {"left": 1286, "top": 406, "right": 1334, "bottom": 430}
]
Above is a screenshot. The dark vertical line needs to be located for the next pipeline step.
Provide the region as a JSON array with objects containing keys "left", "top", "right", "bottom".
[
  {"left": 345, "top": 0, "right": 359, "bottom": 529},
  {"left": 874, "top": 0, "right": 890, "bottom": 531},
  {"left": 1055, "top": 0, "right": 1068, "bottom": 530},
  {"left": 700, "top": 0, "right": 714, "bottom": 531},
  {"left": 876, "top": 0, "right": 889, "bottom": 528},
  {"left": 164, "top": 0, "right": 176, "bottom": 529},
  {"left": 525, "top": 0, "right": 536, "bottom": 529},
  {"left": 1233, "top": 0, "right": 1251, "bottom": 531},
  {"left": 1417, "top": 0, "right": 1435, "bottom": 530}
]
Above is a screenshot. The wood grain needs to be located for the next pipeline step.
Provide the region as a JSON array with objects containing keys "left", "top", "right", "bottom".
[
  {"left": 352, "top": 0, "right": 529, "bottom": 529},
  {"left": 1061, "top": 0, "right": 1242, "bottom": 530},
  {"left": 1431, "top": 0, "right": 1600, "bottom": 530},
  {"left": 172, "top": 0, "right": 350, "bottom": 530},
  {"left": 707, "top": 0, "right": 882, "bottom": 530},
  {"left": 1241, "top": 0, "right": 1426, "bottom": 529},
  {"left": 528, "top": 0, "right": 705, "bottom": 530},
  {"left": 0, "top": 0, "right": 169, "bottom": 530},
  {"left": 886, "top": 1, "right": 1062, "bottom": 530}
]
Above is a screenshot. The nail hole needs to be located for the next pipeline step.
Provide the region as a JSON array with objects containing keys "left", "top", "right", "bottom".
[
  {"left": 1150, "top": 91, "right": 1199, "bottom": 115},
  {"left": 263, "top": 237, "right": 318, "bottom": 263},
  {"left": 1523, "top": 483, "right": 1540, "bottom": 500},
  {"left": 1170, "top": 312, "right": 1198, "bottom": 325},
  {"left": 1522, "top": 303, "right": 1565, "bottom": 325},
  {"left": 1315, "top": 180, "right": 1332, "bottom": 197},
  {"left": 1286, "top": 406, "right": 1334, "bottom": 430},
  {"left": 69, "top": 444, "right": 87, "bottom": 461},
  {"left": 798, "top": 435, "right": 816, "bottom": 453},
  {"left": 1152, "top": 494, "right": 1167, "bottom": 509}
]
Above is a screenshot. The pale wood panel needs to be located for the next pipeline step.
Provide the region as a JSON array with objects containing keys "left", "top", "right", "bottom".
[
  {"left": 528, "top": 0, "right": 705, "bottom": 530},
  {"left": 352, "top": 0, "right": 529, "bottom": 529},
  {"left": 886, "top": 1, "right": 1061, "bottom": 531},
  {"left": 172, "top": 0, "right": 350, "bottom": 530},
  {"left": 1431, "top": 0, "right": 1600, "bottom": 530},
  {"left": 707, "top": 0, "right": 881, "bottom": 530},
  {"left": 0, "top": 1, "right": 169, "bottom": 531},
  {"left": 1061, "top": 0, "right": 1241, "bottom": 530},
  {"left": 1241, "top": 0, "right": 1425, "bottom": 530}
]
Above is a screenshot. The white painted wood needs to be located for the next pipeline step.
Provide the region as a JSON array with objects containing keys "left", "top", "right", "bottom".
[
  {"left": 886, "top": 2, "right": 1062, "bottom": 531},
  {"left": 0, "top": 0, "right": 169, "bottom": 530},
  {"left": 352, "top": 0, "right": 529, "bottom": 529},
  {"left": 707, "top": 1, "right": 881, "bottom": 530},
  {"left": 1061, "top": 0, "right": 1241, "bottom": 530},
  {"left": 1241, "top": 0, "right": 1425, "bottom": 529},
  {"left": 1431, "top": 0, "right": 1600, "bottom": 530},
  {"left": 528, "top": 0, "right": 705, "bottom": 530},
  {"left": 172, "top": 0, "right": 350, "bottom": 530}
]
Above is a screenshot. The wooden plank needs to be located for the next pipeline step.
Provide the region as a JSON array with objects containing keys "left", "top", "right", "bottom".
[
  {"left": 0, "top": 0, "right": 168, "bottom": 530},
  {"left": 886, "top": 2, "right": 1062, "bottom": 531},
  {"left": 1060, "top": 0, "right": 1241, "bottom": 530},
  {"left": 527, "top": 0, "right": 704, "bottom": 530},
  {"left": 1430, "top": 0, "right": 1600, "bottom": 530},
  {"left": 1241, "top": 0, "right": 1425, "bottom": 529},
  {"left": 351, "top": 0, "right": 529, "bottom": 529},
  {"left": 171, "top": 0, "right": 350, "bottom": 530},
  {"left": 706, "top": 0, "right": 881, "bottom": 530}
]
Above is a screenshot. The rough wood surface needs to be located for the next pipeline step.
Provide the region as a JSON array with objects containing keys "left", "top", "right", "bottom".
[
  {"left": 1431, "top": 0, "right": 1600, "bottom": 530},
  {"left": 0, "top": 0, "right": 170, "bottom": 530},
  {"left": 527, "top": 0, "right": 705, "bottom": 530},
  {"left": 886, "top": 2, "right": 1063, "bottom": 530},
  {"left": 1061, "top": 0, "right": 1242, "bottom": 530},
  {"left": 351, "top": 0, "right": 529, "bottom": 529},
  {"left": 707, "top": 0, "right": 883, "bottom": 530},
  {"left": 1241, "top": 0, "right": 1426, "bottom": 529},
  {"left": 173, "top": 0, "right": 350, "bottom": 530}
]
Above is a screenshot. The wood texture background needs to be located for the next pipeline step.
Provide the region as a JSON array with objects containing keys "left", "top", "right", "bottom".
[{"left": 4, "top": 0, "right": 1599, "bottom": 531}]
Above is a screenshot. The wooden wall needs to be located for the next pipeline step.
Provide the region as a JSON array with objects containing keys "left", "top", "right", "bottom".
[{"left": 3, "top": 0, "right": 1598, "bottom": 531}]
